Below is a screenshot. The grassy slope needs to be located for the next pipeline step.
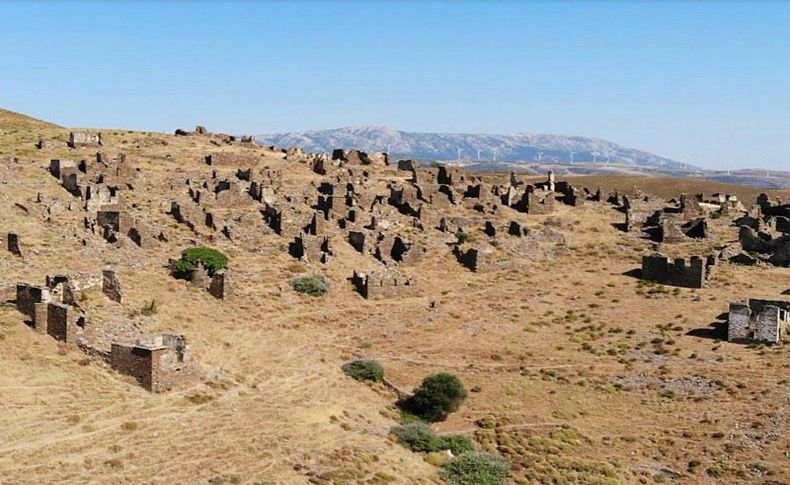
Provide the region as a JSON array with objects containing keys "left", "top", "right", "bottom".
[{"left": 0, "top": 109, "right": 787, "bottom": 484}]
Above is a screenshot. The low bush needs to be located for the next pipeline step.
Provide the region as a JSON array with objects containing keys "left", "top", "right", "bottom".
[
  {"left": 342, "top": 359, "right": 384, "bottom": 382},
  {"left": 401, "top": 373, "right": 468, "bottom": 422},
  {"left": 439, "top": 434, "right": 476, "bottom": 455},
  {"left": 174, "top": 247, "right": 228, "bottom": 275},
  {"left": 392, "top": 423, "right": 440, "bottom": 452},
  {"left": 441, "top": 452, "right": 510, "bottom": 485},
  {"left": 141, "top": 299, "right": 158, "bottom": 316},
  {"left": 392, "top": 423, "right": 476, "bottom": 455},
  {"left": 290, "top": 275, "right": 330, "bottom": 296}
]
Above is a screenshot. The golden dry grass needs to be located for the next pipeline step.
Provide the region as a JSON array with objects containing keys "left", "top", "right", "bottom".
[{"left": 0, "top": 111, "right": 788, "bottom": 484}]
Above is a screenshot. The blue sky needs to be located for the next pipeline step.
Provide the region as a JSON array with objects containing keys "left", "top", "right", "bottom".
[{"left": 1, "top": 1, "right": 788, "bottom": 169}]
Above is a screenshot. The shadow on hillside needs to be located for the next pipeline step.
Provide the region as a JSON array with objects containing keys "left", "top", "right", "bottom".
[
  {"left": 783, "top": 289, "right": 790, "bottom": 295},
  {"left": 687, "top": 320, "right": 727, "bottom": 340},
  {"left": 611, "top": 222, "right": 628, "bottom": 232},
  {"left": 622, "top": 268, "right": 642, "bottom": 279}
]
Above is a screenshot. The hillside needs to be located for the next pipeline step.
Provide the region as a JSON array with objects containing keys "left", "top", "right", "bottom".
[
  {"left": 0, "top": 111, "right": 788, "bottom": 484},
  {"left": 0, "top": 108, "right": 62, "bottom": 130},
  {"left": 256, "top": 126, "right": 684, "bottom": 169}
]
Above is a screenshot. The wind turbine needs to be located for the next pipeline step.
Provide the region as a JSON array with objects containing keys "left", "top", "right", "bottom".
[
  {"left": 592, "top": 152, "right": 598, "bottom": 164},
  {"left": 386, "top": 143, "right": 393, "bottom": 154},
  {"left": 726, "top": 161, "right": 731, "bottom": 176},
  {"left": 492, "top": 148, "right": 498, "bottom": 161},
  {"left": 569, "top": 150, "right": 576, "bottom": 165},
  {"left": 537, "top": 151, "right": 544, "bottom": 163},
  {"left": 477, "top": 149, "right": 482, "bottom": 161},
  {"left": 682, "top": 155, "right": 693, "bottom": 172},
  {"left": 457, "top": 148, "right": 463, "bottom": 161}
]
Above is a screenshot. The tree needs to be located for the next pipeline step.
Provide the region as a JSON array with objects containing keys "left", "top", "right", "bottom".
[
  {"left": 402, "top": 373, "right": 468, "bottom": 422},
  {"left": 174, "top": 247, "right": 228, "bottom": 275}
]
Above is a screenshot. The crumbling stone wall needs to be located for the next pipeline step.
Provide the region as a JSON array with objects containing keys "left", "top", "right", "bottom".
[
  {"left": 208, "top": 271, "right": 232, "bottom": 300},
  {"left": 102, "top": 270, "right": 123, "bottom": 303},
  {"left": 641, "top": 253, "right": 714, "bottom": 288},
  {"left": 332, "top": 149, "right": 388, "bottom": 166},
  {"left": 455, "top": 245, "right": 509, "bottom": 273},
  {"left": 16, "top": 284, "right": 51, "bottom": 319},
  {"left": 728, "top": 299, "right": 790, "bottom": 344},
  {"left": 46, "top": 302, "right": 77, "bottom": 344},
  {"left": 7, "top": 232, "right": 22, "bottom": 256},
  {"left": 290, "top": 233, "right": 332, "bottom": 263},
  {"left": 110, "top": 335, "right": 193, "bottom": 392},
  {"left": 68, "top": 131, "right": 102, "bottom": 148},
  {"left": 351, "top": 270, "right": 416, "bottom": 299},
  {"left": 49, "top": 159, "right": 76, "bottom": 179}
]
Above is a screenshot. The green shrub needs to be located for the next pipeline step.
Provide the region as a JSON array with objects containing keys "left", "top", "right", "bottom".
[
  {"left": 439, "top": 434, "right": 476, "bottom": 455},
  {"left": 174, "top": 247, "right": 228, "bottom": 275},
  {"left": 441, "top": 452, "right": 510, "bottom": 485},
  {"left": 342, "top": 359, "right": 384, "bottom": 382},
  {"left": 402, "top": 373, "right": 468, "bottom": 422},
  {"left": 392, "top": 423, "right": 441, "bottom": 452},
  {"left": 456, "top": 230, "right": 470, "bottom": 244},
  {"left": 392, "top": 423, "right": 476, "bottom": 455},
  {"left": 140, "top": 299, "right": 158, "bottom": 316},
  {"left": 290, "top": 275, "right": 330, "bottom": 296}
]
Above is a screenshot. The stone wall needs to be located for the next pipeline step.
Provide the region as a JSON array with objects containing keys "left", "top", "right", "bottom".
[
  {"left": 46, "top": 302, "right": 77, "bottom": 344},
  {"left": 351, "top": 270, "right": 416, "bottom": 299},
  {"left": 728, "top": 299, "right": 790, "bottom": 344},
  {"left": 68, "top": 131, "right": 102, "bottom": 147},
  {"left": 641, "top": 253, "right": 713, "bottom": 288},
  {"left": 16, "top": 283, "right": 51, "bottom": 318},
  {"left": 110, "top": 335, "right": 193, "bottom": 392}
]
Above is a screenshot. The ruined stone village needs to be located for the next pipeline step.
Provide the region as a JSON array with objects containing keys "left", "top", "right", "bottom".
[{"left": 0, "top": 110, "right": 788, "bottom": 484}]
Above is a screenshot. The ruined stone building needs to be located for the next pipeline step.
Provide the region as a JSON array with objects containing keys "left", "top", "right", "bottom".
[
  {"left": 728, "top": 299, "right": 790, "bottom": 344},
  {"left": 110, "top": 335, "right": 195, "bottom": 392},
  {"left": 351, "top": 270, "right": 416, "bottom": 299},
  {"left": 68, "top": 131, "right": 102, "bottom": 148},
  {"left": 641, "top": 253, "right": 716, "bottom": 288}
]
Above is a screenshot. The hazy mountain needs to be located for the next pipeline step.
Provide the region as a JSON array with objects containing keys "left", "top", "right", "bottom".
[{"left": 255, "top": 125, "right": 686, "bottom": 170}]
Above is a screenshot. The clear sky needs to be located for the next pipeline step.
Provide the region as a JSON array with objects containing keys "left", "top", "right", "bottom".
[{"left": 1, "top": 1, "right": 788, "bottom": 169}]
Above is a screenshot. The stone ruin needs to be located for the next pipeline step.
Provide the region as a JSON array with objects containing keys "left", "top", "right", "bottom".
[
  {"left": 110, "top": 334, "right": 196, "bottom": 392},
  {"left": 46, "top": 154, "right": 164, "bottom": 249},
  {"left": 658, "top": 216, "right": 708, "bottom": 243},
  {"left": 725, "top": 195, "right": 790, "bottom": 267},
  {"left": 169, "top": 260, "right": 233, "bottom": 301},
  {"left": 728, "top": 299, "right": 790, "bottom": 344},
  {"left": 15, "top": 270, "right": 198, "bottom": 392},
  {"left": 351, "top": 270, "right": 416, "bottom": 299},
  {"left": 68, "top": 131, "right": 102, "bottom": 148},
  {"left": 641, "top": 253, "right": 716, "bottom": 288},
  {"left": 623, "top": 193, "right": 711, "bottom": 240},
  {"left": 6, "top": 232, "right": 22, "bottom": 256},
  {"left": 455, "top": 244, "right": 509, "bottom": 273},
  {"left": 102, "top": 269, "right": 123, "bottom": 303}
]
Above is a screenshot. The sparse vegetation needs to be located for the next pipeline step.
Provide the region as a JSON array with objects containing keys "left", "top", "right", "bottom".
[
  {"left": 342, "top": 359, "right": 384, "bottom": 382},
  {"left": 391, "top": 423, "right": 475, "bottom": 455},
  {"left": 141, "top": 299, "right": 158, "bottom": 316},
  {"left": 440, "top": 452, "right": 510, "bottom": 485},
  {"left": 174, "top": 247, "right": 228, "bottom": 275},
  {"left": 290, "top": 274, "right": 330, "bottom": 296}
]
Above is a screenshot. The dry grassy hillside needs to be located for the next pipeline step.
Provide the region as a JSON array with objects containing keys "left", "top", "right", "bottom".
[
  {"left": 522, "top": 174, "right": 790, "bottom": 202},
  {"left": 0, "top": 111, "right": 787, "bottom": 485}
]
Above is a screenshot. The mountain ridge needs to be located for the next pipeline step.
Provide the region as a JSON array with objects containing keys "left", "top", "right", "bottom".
[{"left": 256, "top": 125, "right": 686, "bottom": 170}]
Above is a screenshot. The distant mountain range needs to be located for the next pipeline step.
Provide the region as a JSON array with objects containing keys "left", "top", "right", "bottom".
[{"left": 255, "top": 125, "right": 686, "bottom": 170}]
